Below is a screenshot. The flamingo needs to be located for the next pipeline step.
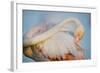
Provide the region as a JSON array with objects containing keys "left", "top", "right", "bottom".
[{"left": 23, "top": 17, "right": 85, "bottom": 61}]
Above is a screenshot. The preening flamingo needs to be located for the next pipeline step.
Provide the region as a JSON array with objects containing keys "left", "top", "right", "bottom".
[{"left": 23, "top": 17, "right": 85, "bottom": 61}]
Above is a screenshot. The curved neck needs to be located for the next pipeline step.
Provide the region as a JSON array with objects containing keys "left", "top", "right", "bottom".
[{"left": 24, "top": 18, "right": 84, "bottom": 46}]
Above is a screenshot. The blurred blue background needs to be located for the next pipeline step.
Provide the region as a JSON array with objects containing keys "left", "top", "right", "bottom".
[{"left": 23, "top": 10, "right": 91, "bottom": 62}]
